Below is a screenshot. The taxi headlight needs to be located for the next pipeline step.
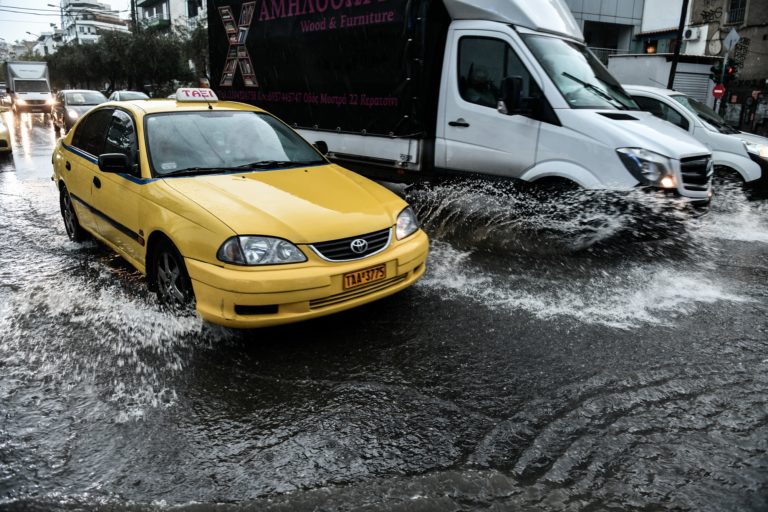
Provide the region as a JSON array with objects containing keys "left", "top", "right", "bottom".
[
  {"left": 217, "top": 236, "right": 307, "bottom": 266},
  {"left": 743, "top": 140, "right": 768, "bottom": 160},
  {"left": 67, "top": 109, "right": 79, "bottom": 120},
  {"left": 396, "top": 206, "right": 420, "bottom": 240},
  {"left": 617, "top": 148, "right": 673, "bottom": 185}
]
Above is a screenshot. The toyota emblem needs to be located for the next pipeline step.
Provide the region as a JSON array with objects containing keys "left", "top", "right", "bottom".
[{"left": 350, "top": 238, "right": 368, "bottom": 254}]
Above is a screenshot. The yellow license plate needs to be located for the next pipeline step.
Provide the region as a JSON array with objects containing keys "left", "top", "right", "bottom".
[{"left": 343, "top": 264, "right": 386, "bottom": 290}]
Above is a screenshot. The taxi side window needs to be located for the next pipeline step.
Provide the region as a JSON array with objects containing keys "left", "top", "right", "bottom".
[
  {"left": 104, "top": 110, "right": 138, "bottom": 174},
  {"left": 72, "top": 108, "right": 114, "bottom": 156}
]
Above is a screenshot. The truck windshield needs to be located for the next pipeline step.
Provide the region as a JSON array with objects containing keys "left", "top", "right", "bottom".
[
  {"left": 16, "top": 80, "right": 50, "bottom": 93},
  {"left": 670, "top": 94, "right": 739, "bottom": 134},
  {"left": 66, "top": 91, "right": 108, "bottom": 105},
  {"left": 145, "top": 111, "right": 326, "bottom": 176},
  {"left": 522, "top": 35, "right": 638, "bottom": 110}
]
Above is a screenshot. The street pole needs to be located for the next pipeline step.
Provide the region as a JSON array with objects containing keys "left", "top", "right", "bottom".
[{"left": 667, "top": 0, "right": 690, "bottom": 89}]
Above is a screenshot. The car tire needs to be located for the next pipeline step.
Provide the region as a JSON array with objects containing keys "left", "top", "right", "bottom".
[
  {"left": 59, "top": 184, "right": 86, "bottom": 242},
  {"left": 152, "top": 239, "right": 195, "bottom": 308}
]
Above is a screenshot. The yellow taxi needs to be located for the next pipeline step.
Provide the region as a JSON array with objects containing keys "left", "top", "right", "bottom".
[
  {"left": 0, "top": 116, "right": 11, "bottom": 155},
  {"left": 52, "top": 88, "right": 428, "bottom": 328}
]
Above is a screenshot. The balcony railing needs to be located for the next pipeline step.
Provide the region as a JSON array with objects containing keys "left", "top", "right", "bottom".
[
  {"left": 588, "top": 47, "right": 630, "bottom": 65},
  {"left": 143, "top": 13, "right": 171, "bottom": 29}
]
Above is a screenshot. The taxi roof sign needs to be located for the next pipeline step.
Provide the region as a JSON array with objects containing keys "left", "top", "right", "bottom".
[{"left": 176, "top": 88, "right": 218, "bottom": 102}]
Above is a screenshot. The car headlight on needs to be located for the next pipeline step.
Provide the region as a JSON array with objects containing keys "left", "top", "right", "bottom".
[
  {"left": 217, "top": 236, "right": 307, "bottom": 266},
  {"left": 617, "top": 148, "right": 674, "bottom": 187},
  {"left": 16, "top": 98, "right": 27, "bottom": 106},
  {"left": 67, "top": 109, "right": 79, "bottom": 120},
  {"left": 743, "top": 140, "right": 768, "bottom": 160},
  {"left": 396, "top": 206, "right": 420, "bottom": 240}
]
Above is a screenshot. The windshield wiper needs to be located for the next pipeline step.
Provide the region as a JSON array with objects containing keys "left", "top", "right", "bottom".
[
  {"left": 237, "top": 160, "right": 325, "bottom": 169},
  {"left": 160, "top": 167, "right": 233, "bottom": 177},
  {"left": 561, "top": 72, "right": 626, "bottom": 109}
]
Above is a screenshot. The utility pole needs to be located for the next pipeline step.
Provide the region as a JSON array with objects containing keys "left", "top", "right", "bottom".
[{"left": 667, "top": 0, "right": 690, "bottom": 89}]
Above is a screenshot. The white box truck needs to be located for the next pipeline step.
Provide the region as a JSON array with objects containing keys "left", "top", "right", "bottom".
[
  {"left": 208, "top": 0, "right": 713, "bottom": 203},
  {"left": 4, "top": 61, "right": 53, "bottom": 115}
]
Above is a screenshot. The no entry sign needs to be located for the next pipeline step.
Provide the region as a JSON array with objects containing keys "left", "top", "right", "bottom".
[{"left": 713, "top": 84, "right": 726, "bottom": 99}]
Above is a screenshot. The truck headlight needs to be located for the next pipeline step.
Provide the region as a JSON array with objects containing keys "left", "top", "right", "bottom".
[
  {"left": 617, "top": 148, "right": 674, "bottom": 187},
  {"left": 396, "top": 206, "right": 419, "bottom": 240},
  {"left": 743, "top": 140, "right": 768, "bottom": 160},
  {"left": 217, "top": 236, "right": 307, "bottom": 266},
  {"left": 67, "top": 109, "right": 79, "bottom": 120},
  {"left": 46, "top": 96, "right": 54, "bottom": 105},
  {"left": 16, "top": 98, "right": 27, "bottom": 106}
]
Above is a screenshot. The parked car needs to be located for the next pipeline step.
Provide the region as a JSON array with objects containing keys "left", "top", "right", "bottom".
[
  {"left": 108, "top": 90, "right": 149, "bottom": 101},
  {"left": 52, "top": 89, "right": 108, "bottom": 133},
  {"left": 0, "top": 117, "right": 11, "bottom": 156},
  {"left": 626, "top": 85, "right": 768, "bottom": 191},
  {"left": 51, "top": 88, "right": 428, "bottom": 328}
]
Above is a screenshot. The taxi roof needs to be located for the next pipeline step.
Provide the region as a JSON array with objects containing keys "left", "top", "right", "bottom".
[{"left": 106, "top": 99, "right": 266, "bottom": 116}]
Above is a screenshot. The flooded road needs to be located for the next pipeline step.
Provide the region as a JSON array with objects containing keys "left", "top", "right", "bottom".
[{"left": 1, "top": 113, "right": 767, "bottom": 511}]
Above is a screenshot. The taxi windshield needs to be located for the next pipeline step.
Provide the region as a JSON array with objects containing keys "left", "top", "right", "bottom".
[
  {"left": 66, "top": 91, "right": 107, "bottom": 105},
  {"left": 118, "top": 91, "right": 149, "bottom": 100},
  {"left": 523, "top": 35, "right": 638, "bottom": 110},
  {"left": 145, "top": 111, "right": 326, "bottom": 176}
]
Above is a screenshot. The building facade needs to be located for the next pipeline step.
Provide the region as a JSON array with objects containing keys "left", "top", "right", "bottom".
[
  {"left": 687, "top": 0, "right": 768, "bottom": 130},
  {"left": 564, "top": 0, "right": 646, "bottom": 62},
  {"left": 136, "top": 0, "right": 207, "bottom": 31},
  {"left": 59, "top": 0, "right": 130, "bottom": 44}
]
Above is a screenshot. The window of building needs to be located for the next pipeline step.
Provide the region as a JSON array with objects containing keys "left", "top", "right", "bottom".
[{"left": 727, "top": 0, "right": 746, "bottom": 24}]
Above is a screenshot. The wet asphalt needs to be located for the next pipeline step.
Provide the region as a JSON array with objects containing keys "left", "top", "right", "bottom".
[{"left": 0, "top": 112, "right": 767, "bottom": 511}]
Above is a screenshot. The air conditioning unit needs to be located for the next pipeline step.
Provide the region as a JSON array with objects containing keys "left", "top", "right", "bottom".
[{"left": 683, "top": 27, "right": 701, "bottom": 41}]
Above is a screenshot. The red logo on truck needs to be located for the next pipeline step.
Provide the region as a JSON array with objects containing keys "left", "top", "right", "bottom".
[{"left": 218, "top": 2, "right": 258, "bottom": 87}]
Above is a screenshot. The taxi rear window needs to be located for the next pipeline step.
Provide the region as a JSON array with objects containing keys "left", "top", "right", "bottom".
[{"left": 144, "top": 111, "right": 322, "bottom": 176}]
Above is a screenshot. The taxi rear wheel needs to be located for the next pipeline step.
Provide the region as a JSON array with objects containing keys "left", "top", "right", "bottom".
[
  {"left": 153, "top": 239, "right": 194, "bottom": 308},
  {"left": 59, "top": 184, "right": 86, "bottom": 242}
]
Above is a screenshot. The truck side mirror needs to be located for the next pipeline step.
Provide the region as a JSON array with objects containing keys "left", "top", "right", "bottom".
[
  {"left": 314, "top": 140, "right": 329, "bottom": 155},
  {"left": 499, "top": 76, "right": 523, "bottom": 115},
  {"left": 98, "top": 153, "right": 129, "bottom": 173}
]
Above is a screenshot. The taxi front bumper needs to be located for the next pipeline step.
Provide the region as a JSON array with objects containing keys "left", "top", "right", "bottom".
[{"left": 185, "top": 230, "right": 429, "bottom": 328}]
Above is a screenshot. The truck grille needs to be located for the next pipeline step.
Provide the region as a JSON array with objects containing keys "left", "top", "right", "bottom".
[
  {"left": 680, "top": 156, "right": 713, "bottom": 191},
  {"left": 25, "top": 100, "right": 47, "bottom": 105},
  {"left": 310, "top": 228, "right": 391, "bottom": 261},
  {"left": 0, "top": 141, "right": 7, "bottom": 148}
]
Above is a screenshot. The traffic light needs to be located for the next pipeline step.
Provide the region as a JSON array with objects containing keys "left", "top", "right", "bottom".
[
  {"left": 709, "top": 62, "right": 723, "bottom": 84},
  {"left": 723, "top": 59, "right": 738, "bottom": 85}
]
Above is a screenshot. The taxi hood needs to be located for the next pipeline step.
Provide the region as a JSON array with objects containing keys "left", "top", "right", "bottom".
[
  {"left": 556, "top": 109, "right": 711, "bottom": 160},
  {"left": 161, "top": 164, "right": 404, "bottom": 244}
]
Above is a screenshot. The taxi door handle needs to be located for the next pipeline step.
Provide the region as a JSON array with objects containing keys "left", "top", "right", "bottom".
[
  {"left": 65, "top": 161, "right": 71, "bottom": 171},
  {"left": 93, "top": 177, "right": 101, "bottom": 189},
  {"left": 449, "top": 118, "right": 470, "bottom": 128}
]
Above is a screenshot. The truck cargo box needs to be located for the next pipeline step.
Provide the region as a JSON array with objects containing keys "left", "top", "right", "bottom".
[{"left": 208, "top": 0, "right": 450, "bottom": 139}]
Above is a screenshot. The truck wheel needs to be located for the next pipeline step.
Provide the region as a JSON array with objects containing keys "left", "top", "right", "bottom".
[
  {"left": 60, "top": 184, "right": 86, "bottom": 242},
  {"left": 152, "top": 239, "right": 195, "bottom": 308}
]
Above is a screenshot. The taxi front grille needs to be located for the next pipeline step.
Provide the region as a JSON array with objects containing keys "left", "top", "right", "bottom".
[
  {"left": 310, "top": 274, "right": 407, "bottom": 309},
  {"left": 681, "top": 156, "right": 712, "bottom": 191},
  {"left": 310, "top": 228, "right": 391, "bottom": 262}
]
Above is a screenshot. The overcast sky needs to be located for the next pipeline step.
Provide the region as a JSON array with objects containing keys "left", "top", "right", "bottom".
[{"left": 0, "top": 0, "right": 131, "bottom": 45}]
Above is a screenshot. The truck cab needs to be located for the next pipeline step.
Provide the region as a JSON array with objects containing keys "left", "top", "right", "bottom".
[
  {"left": 432, "top": 0, "right": 713, "bottom": 201},
  {"left": 4, "top": 61, "right": 53, "bottom": 116}
]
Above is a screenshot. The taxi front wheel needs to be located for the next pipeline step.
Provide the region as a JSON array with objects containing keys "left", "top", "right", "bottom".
[
  {"left": 153, "top": 239, "right": 195, "bottom": 308},
  {"left": 59, "top": 184, "right": 86, "bottom": 242}
]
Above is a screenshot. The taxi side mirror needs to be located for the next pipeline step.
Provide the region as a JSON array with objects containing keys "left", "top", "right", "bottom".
[
  {"left": 314, "top": 140, "right": 329, "bottom": 155},
  {"left": 98, "top": 153, "right": 129, "bottom": 173}
]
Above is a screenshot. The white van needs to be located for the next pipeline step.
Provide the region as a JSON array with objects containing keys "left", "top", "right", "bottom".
[
  {"left": 625, "top": 85, "right": 768, "bottom": 191},
  {"left": 210, "top": 0, "right": 714, "bottom": 203}
]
